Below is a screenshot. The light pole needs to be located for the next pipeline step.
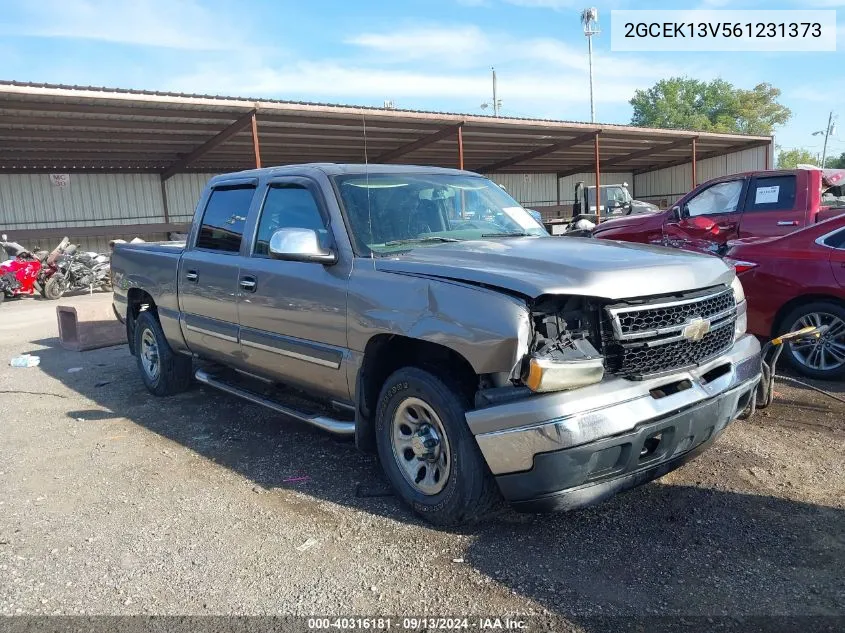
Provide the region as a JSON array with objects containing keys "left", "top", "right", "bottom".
[
  {"left": 581, "top": 8, "right": 600, "bottom": 124},
  {"left": 813, "top": 111, "right": 836, "bottom": 167},
  {"left": 480, "top": 67, "right": 501, "bottom": 117}
]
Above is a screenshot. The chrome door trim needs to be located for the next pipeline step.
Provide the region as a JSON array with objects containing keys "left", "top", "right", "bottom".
[{"left": 185, "top": 323, "right": 238, "bottom": 343}]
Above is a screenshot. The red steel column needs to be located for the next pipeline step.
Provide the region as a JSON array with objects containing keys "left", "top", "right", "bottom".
[
  {"left": 251, "top": 112, "right": 262, "bottom": 168},
  {"left": 457, "top": 125, "right": 464, "bottom": 170},
  {"left": 691, "top": 137, "right": 697, "bottom": 190},
  {"left": 594, "top": 132, "right": 601, "bottom": 222}
]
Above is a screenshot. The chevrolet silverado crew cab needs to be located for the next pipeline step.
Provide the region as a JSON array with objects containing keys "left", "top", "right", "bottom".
[
  {"left": 112, "top": 164, "right": 762, "bottom": 526},
  {"left": 593, "top": 167, "right": 845, "bottom": 249}
]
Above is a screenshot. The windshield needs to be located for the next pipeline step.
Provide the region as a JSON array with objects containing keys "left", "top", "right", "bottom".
[
  {"left": 587, "top": 185, "right": 632, "bottom": 208},
  {"left": 334, "top": 173, "right": 546, "bottom": 255}
]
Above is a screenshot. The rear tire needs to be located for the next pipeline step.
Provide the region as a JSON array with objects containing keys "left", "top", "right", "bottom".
[
  {"left": 133, "top": 310, "right": 193, "bottom": 396},
  {"left": 43, "top": 274, "right": 66, "bottom": 300},
  {"left": 780, "top": 300, "right": 845, "bottom": 380},
  {"left": 375, "top": 367, "right": 500, "bottom": 526}
]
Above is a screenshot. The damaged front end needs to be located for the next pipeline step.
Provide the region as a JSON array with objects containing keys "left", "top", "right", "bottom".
[{"left": 515, "top": 296, "right": 606, "bottom": 393}]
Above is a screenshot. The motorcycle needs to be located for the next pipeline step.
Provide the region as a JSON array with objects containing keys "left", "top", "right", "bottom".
[
  {"left": 43, "top": 245, "right": 112, "bottom": 300},
  {"left": 0, "top": 235, "right": 46, "bottom": 305}
]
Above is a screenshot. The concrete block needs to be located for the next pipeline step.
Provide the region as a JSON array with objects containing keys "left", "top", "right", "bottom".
[{"left": 56, "top": 303, "right": 125, "bottom": 351}]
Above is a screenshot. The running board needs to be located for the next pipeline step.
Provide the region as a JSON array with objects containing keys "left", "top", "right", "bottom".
[{"left": 194, "top": 369, "right": 355, "bottom": 436}]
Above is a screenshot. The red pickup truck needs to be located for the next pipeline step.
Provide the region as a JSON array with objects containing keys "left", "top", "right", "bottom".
[{"left": 592, "top": 168, "right": 845, "bottom": 249}]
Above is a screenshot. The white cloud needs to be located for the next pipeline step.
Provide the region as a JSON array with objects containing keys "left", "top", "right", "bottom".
[
  {"left": 347, "top": 26, "right": 491, "bottom": 64},
  {"left": 3, "top": 0, "right": 244, "bottom": 50}
]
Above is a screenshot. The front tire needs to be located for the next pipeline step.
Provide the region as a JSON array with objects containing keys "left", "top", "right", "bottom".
[
  {"left": 780, "top": 301, "right": 845, "bottom": 380},
  {"left": 133, "top": 310, "right": 193, "bottom": 396},
  {"left": 375, "top": 367, "right": 500, "bottom": 526},
  {"left": 43, "top": 274, "right": 66, "bottom": 300}
]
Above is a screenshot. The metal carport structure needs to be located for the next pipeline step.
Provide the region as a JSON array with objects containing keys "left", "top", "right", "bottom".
[{"left": 0, "top": 81, "right": 772, "bottom": 242}]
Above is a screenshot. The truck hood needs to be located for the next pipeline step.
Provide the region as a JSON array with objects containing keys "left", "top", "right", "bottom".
[{"left": 375, "top": 236, "right": 734, "bottom": 300}]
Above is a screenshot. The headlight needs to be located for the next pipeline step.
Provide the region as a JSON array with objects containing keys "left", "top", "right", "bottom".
[
  {"left": 731, "top": 276, "right": 747, "bottom": 340},
  {"left": 523, "top": 338, "right": 604, "bottom": 393}
]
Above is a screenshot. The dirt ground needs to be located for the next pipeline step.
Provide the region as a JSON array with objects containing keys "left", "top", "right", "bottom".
[{"left": 0, "top": 294, "right": 843, "bottom": 630}]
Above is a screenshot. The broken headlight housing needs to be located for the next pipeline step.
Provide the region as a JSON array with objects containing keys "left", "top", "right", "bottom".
[
  {"left": 731, "top": 275, "right": 748, "bottom": 341},
  {"left": 519, "top": 297, "right": 605, "bottom": 393}
]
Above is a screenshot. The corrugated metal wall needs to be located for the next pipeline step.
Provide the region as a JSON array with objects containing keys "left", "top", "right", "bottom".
[
  {"left": 165, "top": 172, "right": 215, "bottom": 222},
  {"left": 0, "top": 173, "right": 165, "bottom": 229},
  {"left": 634, "top": 145, "right": 769, "bottom": 208}
]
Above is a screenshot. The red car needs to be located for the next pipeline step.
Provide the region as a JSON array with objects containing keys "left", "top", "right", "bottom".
[{"left": 724, "top": 215, "right": 845, "bottom": 379}]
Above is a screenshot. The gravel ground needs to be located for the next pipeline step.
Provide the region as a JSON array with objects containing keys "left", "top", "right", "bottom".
[{"left": 0, "top": 294, "right": 843, "bottom": 628}]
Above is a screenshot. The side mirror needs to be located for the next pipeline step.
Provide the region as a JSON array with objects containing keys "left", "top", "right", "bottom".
[
  {"left": 268, "top": 228, "right": 337, "bottom": 265},
  {"left": 670, "top": 206, "right": 682, "bottom": 222}
]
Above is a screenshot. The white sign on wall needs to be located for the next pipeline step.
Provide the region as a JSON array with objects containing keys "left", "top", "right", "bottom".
[{"left": 49, "top": 174, "right": 70, "bottom": 188}]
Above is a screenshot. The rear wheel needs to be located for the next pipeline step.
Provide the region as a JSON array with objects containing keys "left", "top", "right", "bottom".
[
  {"left": 43, "top": 274, "right": 67, "bottom": 300},
  {"left": 780, "top": 301, "right": 845, "bottom": 380},
  {"left": 375, "top": 367, "right": 500, "bottom": 526},
  {"left": 133, "top": 310, "right": 193, "bottom": 396}
]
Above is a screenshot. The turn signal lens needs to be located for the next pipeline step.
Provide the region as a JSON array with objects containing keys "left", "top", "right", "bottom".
[
  {"left": 724, "top": 258, "right": 758, "bottom": 274},
  {"left": 524, "top": 356, "right": 605, "bottom": 393}
]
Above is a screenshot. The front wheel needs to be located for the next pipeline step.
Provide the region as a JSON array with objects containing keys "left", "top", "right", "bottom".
[
  {"left": 43, "top": 274, "right": 67, "bottom": 300},
  {"left": 780, "top": 301, "right": 845, "bottom": 380},
  {"left": 375, "top": 367, "right": 500, "bottom": 526},
  {"left": 133, "top": 310, "right": 193, "bottom": 396}
]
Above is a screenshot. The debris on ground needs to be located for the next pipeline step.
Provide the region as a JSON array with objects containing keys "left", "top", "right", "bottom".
[
  {"left": 296, "top": 538, "right": 319, "bottom": 553},
  {"left": 9, "top": 354, "right": 40, "bottom": 368}
]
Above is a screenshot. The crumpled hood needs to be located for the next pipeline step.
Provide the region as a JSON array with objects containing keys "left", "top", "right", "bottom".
[{"left": 375, "top": 236, "right": 734, "bottom": 300}]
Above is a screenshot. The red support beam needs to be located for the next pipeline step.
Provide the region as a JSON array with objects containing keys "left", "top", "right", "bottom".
[
  {"left": 475, "top": 130, "right": 599, "bottom": 173},
  {"left": 691, "top": 137, "right": 697, "bottom": 190},
  {"left": 594, "top": 132, "right": 601, "bottom": 223},
  {"left": 373, "top": 123, "right": 464, "bottom": 163},
  {"left": 251, "top": 112, "right": 262, "bottom": 169},
  {"left": 457, "top": 125, "right": 464, "bottom": 170},
  {"left": 161, "top": 109, "right": 256, "bottom": 180}
]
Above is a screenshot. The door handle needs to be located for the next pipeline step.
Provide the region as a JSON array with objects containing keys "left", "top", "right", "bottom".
[
  {"left": 239, "top": 276, "right": 257, "bottom": 292},
  {"left": 777, "top": 220, "right": 799, "bottom": 226},
  {"left": 716, "top": 224, "right": 734, "bottom": 231},
  {"left": 185, "top": 270, "right": 198, "bottom": 282}
]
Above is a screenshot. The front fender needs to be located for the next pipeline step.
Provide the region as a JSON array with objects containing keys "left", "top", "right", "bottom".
[{"left": 347, "top": 267, "right": 531, "bottom": 375}]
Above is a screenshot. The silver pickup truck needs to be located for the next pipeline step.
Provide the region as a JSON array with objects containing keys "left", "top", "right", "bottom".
[{"left": 112, "top": 164, "right": 761, "bottom": 526}]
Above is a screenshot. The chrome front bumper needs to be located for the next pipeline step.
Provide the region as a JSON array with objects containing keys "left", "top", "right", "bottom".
[{"left": 468, "top": 334, "right": 761, "bottom": 477}]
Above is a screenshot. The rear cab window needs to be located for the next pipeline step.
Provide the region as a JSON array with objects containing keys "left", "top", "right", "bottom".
[
  {"left": 195, "top": 185, "right": 257, "bottom": 253},
  {"left": 746, "top": 175, "right": 797, "bottom": 212}
]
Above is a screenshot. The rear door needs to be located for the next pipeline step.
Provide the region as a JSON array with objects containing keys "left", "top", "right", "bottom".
[
  {"left": 668, "top": 178, "right": 747, "bottom": 244},
  {"left": 737, "top": 173, "right": 803, "bottom": 239},
  {"left": 236, "top": 177, "right": 351, "bottom": 401},
  {"left": 179, "top": 181, "right": 257, "bottom": 363},
  {"left": 824, "top": 227, "right": 845, "bottom": 288}
]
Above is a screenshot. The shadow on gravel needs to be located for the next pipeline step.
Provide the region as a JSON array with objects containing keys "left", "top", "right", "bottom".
[{"left": 30, "top": 336, "right": 845, "bottom": 621}]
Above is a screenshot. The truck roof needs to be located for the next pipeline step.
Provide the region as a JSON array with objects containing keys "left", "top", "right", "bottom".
[{"left": 207, "top": 163, "right": 476, "bottom": 186}]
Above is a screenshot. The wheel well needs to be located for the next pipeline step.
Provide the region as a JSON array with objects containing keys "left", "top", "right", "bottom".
[
  {"left": 772, "top": 294, "right": 845, "bottom": 337},
  {"left": 355, "top": 335, "right": 479, "bottom": 452},
  {"left": 126, "top": 289, "right": 157, "bottom": 355}
]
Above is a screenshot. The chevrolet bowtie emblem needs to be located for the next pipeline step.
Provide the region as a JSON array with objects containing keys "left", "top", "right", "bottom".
[{"left": 683, "top": 317, "right": 711, "bottom": 342}]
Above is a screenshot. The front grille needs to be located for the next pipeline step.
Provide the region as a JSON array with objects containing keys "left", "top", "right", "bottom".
[
  {"left": 602, "top": 287, "right": 737, "bottom": 379},
  {"left": 611, "top": 288, "right": 735, "bottom": 340}
]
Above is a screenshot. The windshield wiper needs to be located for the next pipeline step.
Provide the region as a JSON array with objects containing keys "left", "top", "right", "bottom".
[
  {"left": 481, "top": 231, "right": 531, "bottom": 238},
  {"left": 384, "top": 236, "right": 462, "bottom": 246}
]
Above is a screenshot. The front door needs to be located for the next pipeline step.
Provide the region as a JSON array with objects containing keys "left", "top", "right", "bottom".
[
  {"left": 667, "top": 178, "right": 747, "bottom": 245},
  {"left": 179, "top": 183, "right": 256, "bottom": 364},
  {"left": 236, "top": 178, "right": 351, "bottom": 401},
  {"left": 738, "top": 174, "right": 802, "bottom": 239}
]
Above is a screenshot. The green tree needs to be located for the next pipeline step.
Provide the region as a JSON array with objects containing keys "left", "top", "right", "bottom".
[
  {"left": 630, "top": 78, "right": 791, "bottom": 135},
  {"left": 777, "top": 148, "right": 818, "bottom": 169},
  {"left": 824, "top": 152, "right": 845, "bottom": 169}
]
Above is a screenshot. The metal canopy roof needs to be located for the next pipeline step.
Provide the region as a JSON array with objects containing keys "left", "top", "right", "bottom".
[{"left": 0, "top": 81, "right": 771, "bottom": 177}]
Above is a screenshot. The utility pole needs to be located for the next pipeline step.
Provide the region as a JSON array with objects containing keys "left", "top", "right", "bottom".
[
  {"left": 821, "top": 111, "right": 833, "bottom": 168},
  {"left": 581, "top": 8, "right": 600, "bottom": 124},
  {"left": 492, "top": 67, "right": 499, "bottom": 117}
]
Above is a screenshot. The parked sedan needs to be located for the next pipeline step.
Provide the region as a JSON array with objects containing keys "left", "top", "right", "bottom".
[{"left": 725, "top": 215, "right": 845, "bottom": 379}]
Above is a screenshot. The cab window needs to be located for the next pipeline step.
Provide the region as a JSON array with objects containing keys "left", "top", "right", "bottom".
[
  {"left": 686, "top": 180, "right": 744, "bottom": 217},
  {"left": 253, "top": 185, "right": 329, "bottom": 257},
  {"left": 747, "top": 175, "right": 797, "bottom": 212}
]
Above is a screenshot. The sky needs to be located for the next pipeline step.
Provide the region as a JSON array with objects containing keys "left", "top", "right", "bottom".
[{"left": 1, "top": 0, "right": 843, "bottom": 160}]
